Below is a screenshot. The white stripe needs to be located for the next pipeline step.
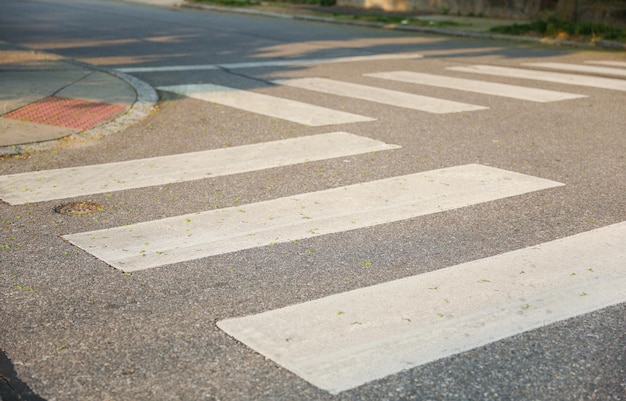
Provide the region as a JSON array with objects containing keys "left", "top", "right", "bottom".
[
  {"left": 522, "top": 62, "right": 626, "bottom": 78},
  {"left": 158, "top": 84, "right": 375, "bottom": 126},
  {"left": 63, "top": 164, "right": 562, "bottom": 272},
  {"left": 219, "top": 53, "right": 424, "bottom": 69},
  {"left": 586, "top": 60, "right": 626, "bottom": 68},
  {"left": 117, "top": 65, "right": 220, "bottom": 73},
  {"left": 0, "top": 133, "right": 397, "bottom": 204},
  {"left": 218, "top": 221, "right": 626, "bottom": 394},
  {"left": 364, "top": 71, "right": 586, "bottom": 102},
  {"left": 447, "top": 65, "right": 626, "bottom": 91},
  {"left": 275, "top": 78, "right": 488, "bottom": 114},
  {"left": 116, "top": 53, "right": 423, "bottom": 73}
]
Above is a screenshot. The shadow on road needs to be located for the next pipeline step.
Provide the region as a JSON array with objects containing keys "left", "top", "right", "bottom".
[{"left": 0, "top": 350, "right": 46, "bottom": 401}]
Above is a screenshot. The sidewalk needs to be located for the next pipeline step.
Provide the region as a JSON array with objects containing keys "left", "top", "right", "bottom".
[{"left": 0, "top": 42, "right": 156, "bottom": 156}]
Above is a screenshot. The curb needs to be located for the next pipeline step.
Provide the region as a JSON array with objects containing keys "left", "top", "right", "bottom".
[
  {"left": 180, "top": 1, "right": 626, "bottom": 51},
  {"left": 0, "top": 57, "right": 158, "bottom": 157},
  {"left": 70, "top": 65, "right": 159, "bottom": 142}
]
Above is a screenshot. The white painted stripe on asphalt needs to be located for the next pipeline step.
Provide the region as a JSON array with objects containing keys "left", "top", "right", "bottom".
[
  {"left": 117, "top": 64, "right": 220, "bottom": 73},
  {"left": 0, "top": 133, "right": 397, "bottom": 205},
  {"left": 217, "top": 221, "right": 626, "bottom": 394},
  {"left": 219, "top": 53, "right": 424, "bottom": 69},
  {"left": 364, "top": 71, "right": 586, "bottom": 102},
  {"left": 158, "top": 84, "right": 375, "bottom": 126},
  {"left": 586, "top": 60, "right": 626, "bottom": 68},
  {"left": 447, "top": 65, "right": 626, "bottom": 91},
  {"left": 63, "top": 164, "right": 563, "bottom": 272},
  {"left": 274, "top": 78, "right": 488, "bottom": 114},
  {"left": 522, "top": 62, "right": 626, "bottom": 78},
  {"left": 116, "top": 53, "right": 423, "bottom": 73}
]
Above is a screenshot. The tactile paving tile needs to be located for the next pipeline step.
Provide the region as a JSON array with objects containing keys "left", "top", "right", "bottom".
[{"left": 4, "top": 96, "right": 127, "bottom": 130}]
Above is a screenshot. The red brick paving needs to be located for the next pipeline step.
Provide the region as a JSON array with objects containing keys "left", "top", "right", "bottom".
[{"left": 4, "top": 96, "right": 127, "bottom": 130}]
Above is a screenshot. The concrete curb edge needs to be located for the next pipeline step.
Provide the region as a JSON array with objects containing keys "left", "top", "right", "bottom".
[{"left": 0, "top": 58, "right": 158, "bottom": 157}]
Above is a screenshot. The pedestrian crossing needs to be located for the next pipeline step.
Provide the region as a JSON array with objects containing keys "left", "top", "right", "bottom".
[
  {"left": 155, "top": 58, "right": 626, "bottom": 127},
  {"left": 158, "top": 84, "right": 375, "bottom": 126},
  {"left": 63, "top": 164, "right": 563, "bottom": 272},
  {"left": 2, "top": 56, "right": 625, "bottom": 394},
  {"left": 0, "top": 132, "right": 397, "bottom": 204},
  {"left": 218, "top": 221, "right": 626, "bottom": 394},
  {"left": 522, "top": 62, "right": 626, "bottom": 78},
  {"left": 363, "top": 71, "right": 586, "bottom": 102},
  {"left": 447, "top": 64, "right": 626, "bottom": 91},
  {"left": 273, "top": 77, "right": 488, "bottom": 113},
  {"left": 586, "top": 60, "right": 626, "bottom": 68}
]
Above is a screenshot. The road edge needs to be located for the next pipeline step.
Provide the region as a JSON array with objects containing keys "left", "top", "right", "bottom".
[{"left": 179, "top": 1, "right": 626, "bottom": 51}]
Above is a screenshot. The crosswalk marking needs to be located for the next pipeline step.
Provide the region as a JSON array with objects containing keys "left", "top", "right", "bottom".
[
  {"left": 274, "top": 77, "right": 488, "bottom": 114},
  {"left": 63, "top": 164, "right": 563, "bottom": 272},
  {"left": 116, "top": 53, "right": 424, "bottom": 73},
  {"left": 364, "top": 71, "right": 586, "bottom": 102},
  {"left": 0, "top": 133, "right": 397, "bottom": 205},
  {"left": 220, "top": 53, "right": 424, "bottom": 69},
  {"left": 121, "top": 64, "right": 220, "bottom": 73},
  {"left": 522, "top": 62, "right": 626, "bottom": 78},
  {"left": 218, "top": 221, "right": 626, "bottom": 394},
  {"left": 447, "top": 65, "right": 626, "bottom": 91},
  {"left": 158, "top": 84, "right": 375, "bottom": 126},
  {"left": 586, "top": 60, "right": 626, "bottom": 68}
]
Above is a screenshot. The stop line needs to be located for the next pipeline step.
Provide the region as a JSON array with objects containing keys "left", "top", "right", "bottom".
[
  {"left": 63, "top": 164, "right": 562, "bottom": 272},
  {"left": 116, "top": 52, "right": 424, "bottom": 73}
]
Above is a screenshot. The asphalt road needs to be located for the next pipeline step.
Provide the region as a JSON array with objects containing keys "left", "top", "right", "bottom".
[{"left": 1, "top": 0, "right": 625, "bottom": 400}]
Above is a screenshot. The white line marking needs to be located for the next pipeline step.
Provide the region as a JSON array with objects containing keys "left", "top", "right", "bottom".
[
  {"left": 447, "top": 65, "right": 626, "bottom": 91},
  {"left": 522, "top": 62, "right": 626, "bottom": 78},
  {"left": 158, "top": 84, "right": 375, "bottom": 126},
  {"left": 116, "top": 53, "right": 423, "bottom": 73},
  {"left": 122, "top": 64, "right": 220, "bottom": 72},
  {"left": 364, "top": 71, "right": 586, "bottom": 102},
  {"left": 0, "top": 133, "right": 397, "bottom": 204},
  {"left": 218, "top": 221, "right": 626, "bottom": 394},
  {"left": 586, "top": 60, "right": 626, "bottom": 68},
  {"left": 274, "top": 78, "right": 488, "bottom": 114},
  {"left": 63, "top": 164, "right": 563, "bottom": 272}
]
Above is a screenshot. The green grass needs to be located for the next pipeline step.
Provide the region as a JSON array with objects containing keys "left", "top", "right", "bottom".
[{"left": 490, "top": 16, "right": 625, "bottom": 42}]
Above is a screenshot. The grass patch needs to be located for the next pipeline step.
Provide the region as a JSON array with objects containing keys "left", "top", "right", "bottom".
[{"left": 490, "top": 16, "right": 625, "bottom": 43}]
